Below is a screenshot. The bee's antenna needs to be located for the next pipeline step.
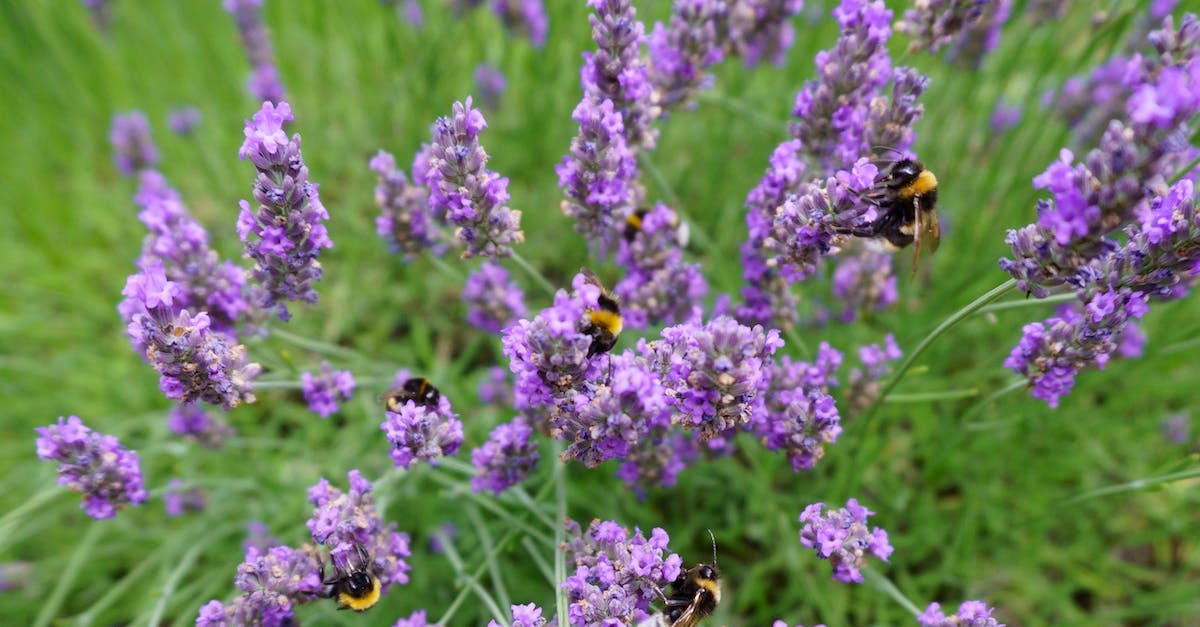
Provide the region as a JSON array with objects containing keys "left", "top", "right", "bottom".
[{"left": 707, "top": 529, "right": 717, "bottom": 567}]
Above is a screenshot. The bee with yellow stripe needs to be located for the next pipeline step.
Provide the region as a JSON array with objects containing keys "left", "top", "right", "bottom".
[
  {"left": 318, "top": 543, "right": 382, "bottom": 612},
  {"left": 638, "top": 533, "right": 722, "bottom": 627},
  {"left": 846, "top": 157, "right": 941, "bottom": 273},
  {"left": 579, "top": 268, "right": 622, "bottom": 358}
]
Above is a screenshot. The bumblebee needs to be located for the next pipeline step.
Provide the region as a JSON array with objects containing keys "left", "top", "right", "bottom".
[
  {"left": 850, "top": 157, "right": 941, "bottom": 272},
  {"left": 383, "top": 377, "right": 440, "bottom": 412},
  {"left": 623, "top": 207, "right": 650, "bottom": 242},
  {"left": 318, "top": 543, "right": 382, "bottom": 612},
  {"left": 638, "top": 535, "right": 722, "bottom": 627},
  {"left": 579, "top": 268, "right": 622, "bottom": 358}
]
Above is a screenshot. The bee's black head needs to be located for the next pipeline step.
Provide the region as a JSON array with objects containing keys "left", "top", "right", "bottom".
[
  {"left": 698, "top": 564, "right": 719, "bottom": 581},
  {"left": 888, "top": 159, "right": 923, "bottom": 185}
]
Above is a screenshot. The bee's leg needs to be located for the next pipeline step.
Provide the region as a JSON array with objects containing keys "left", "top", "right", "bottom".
[{"left": 832, "top": 225, "right": 876, "bottom": 238}]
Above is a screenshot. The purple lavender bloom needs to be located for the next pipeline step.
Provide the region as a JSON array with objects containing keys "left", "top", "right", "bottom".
[
  {"left": 168, "top": 107, "right": 202, "bottom": 135},
  {"left": 243, "top": 521, "right": 280, "bottom": 554},
  {"left": 224, "top": 0, "right": 287, "bottom": 103},
  {"left": 132, "top": 170, "right": 249, "bottom": 334},
  {"left": 942, "top": 0, "right": 1012, "bottom": 68},
  {"left": 845, "top": 333, "right": 901, "bottom": 414},
  {"left": 426, "top": 97, "right": 524, "bottom": 258},
  {"left": 473, "top": 63, "right": 507, "bottom": 110},
  {"left": 647, "top": 0, "right": 726, "bottom": 112},
  {"left": 798, "top": 498, "right": 893, "bottom": 583},
  {"left": 616, "top": 429, "right": 699, "bottom": 492},
  {"left": 168, "top": 403, "right": 235, "bottom": 448},
  {"left": 582, "top": 0, "right": 659, "bottom": 150},
  {"left": 237, "top": 100, "right": 332, "bottom": 321},
  {"left": 642, "top": 315, "right": 783, "bottom": 440},
  {"left": 121, "top": 260, "right": 260, "bottom": 409},
  {"left": 559, "top": 349, "right": 672, "bottom": 468},
  {"left": 81, "top": 0, "right": 111, "bottom": 30},
  {"left": 502, "top": 271, "right": 606, "bottom": 409},
  {"left": 0, "top": 562, "right": 30, "bottom": 592},
  {"left": 918, "top": 600, "right": 1005, "bottom": 627},
  {"left": 402, "top": 0, "right": 424, "bottom": 26},
  {"left": 394, "top": 610, "right": 439, "bottom": 627},
  {"left": 831, "top": 245, "right": 897, "bottom": 322},
  {"left": 557, "top": 98, "right": 639, "bottom": 254},
  {"left": 200, "top": 544, "right": 322, "bottom": 626},
  {"left": 478, "top": 366, "right": 514, "bottom": 406},
  {"left": 35, "top": 415, "right": 148, "bottom": 519},
  {"left": 488, "top": 603, "right": 547, "bottom": 627},
  {"left": 471, "top": 416, "right": 540, "bottom": 495},
  {"left": 764, "top": 160, "right": 882, "bottom": 281},
  {"left": 301, "top": 361, "right": 356, "bottom": 418},
  {"left": 738, "top": 139, "right": 808, "bottom": 327},
  {"left": 1005, "top": 292, "right": 1149, "bottom": 407},
  {"left": 990, "top": 100, "right": 1022, "bottom": 134},
  {"left": 790, "top": 0, "right": 895, "bottom": 171},
  {"left": 491, "top": 0, "right": 548, "bottom": 47},
  {"left": 616, "top": 203, "right": 707, "bottom": 328},
  {"left": 1162, "top": 412, "right": 1190, "bottom": 444},
  {"left": 757, "top": 354, "right": 843, "bottom": 471},
  {"left": 724, "top": 0, "right": 804, "bottom": 66},
  {"left": 897, "top": 0, "right": 998, "bottom": 55},
  {"left": 381, "top": 390, "right": 464, "bottom": 469},
  {"left": 306, "top": 470, "right": 412, "bottom": 590},
  {"left": 164, "top": 479, "right": 207, "bottom": 516},
  {"left": 463, "top": 261, "right": 527, "bottom": 333},
  {"left": 110, "top": 111, "right": 158, "bottom": 176},
  {"left": 372, "top": 148, "right": 442, "bottom": 261},
  {"left": 562, "top": 519, "right": 683, "bottom": 627}
]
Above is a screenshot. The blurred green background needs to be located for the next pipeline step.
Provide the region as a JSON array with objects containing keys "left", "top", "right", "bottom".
[{"left": 1, "top": 1, "right": 1197, "bottom": 625}]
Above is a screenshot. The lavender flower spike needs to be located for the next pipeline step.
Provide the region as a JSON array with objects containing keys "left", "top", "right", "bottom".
[
  {"left": 224, "top": 0, "right": 286, "bottom": 103},
  {"left": 110, "top": 111, "right": 158, "bottom": 176},
  {"left": 643, "top": 315, "right": 783, "bottom": 440},
  {"left": 372, "top": 148, "right": 441, "bottom": 261},
  {"left": 381, "top": 387, "right": 464, "bottom": 469},
  {"left": 798, "top": 498, "right": 893, "bottom": 583},
  {"left": 562, "top": 519, "right": 683, "bottom": 626},
  {"left": 306, "top": 470, "right": 413, "bottom": 590},
  {"left": 427, "top": 97, "right": 524, "bottom": 258},
  {"left": 647, "top": 0, "right": 726, "bottom": 113},
  {"left": 583, "top": 0, "right": 659, "bottom": 150},
  {"left": 301, "top": 361, "right": 356, "bottom": 418},
  {"left": 488, "top": 603, "right": 548, "bottom": 627},
  {"left": 471, "top": 416, "right": 540, "bottom": 495},
  {"left": 919, "top": 600, "right": 1006, "bottom": 627},
  {"left": 557, "top": 97, "right": 639, "bottom": 254},
  {"left": 463, "top": 261, "right": 527, "bottom": 333},
  {"left": 725, "top": 0, "right": 805, "bottom": 67},
  {"left": 197, "top": 544, "right": 322, "bottom": 626},
  {"left": 35, "top": 415, "right": 147, "bottom": 519},
  {"left": 237, "top": 100, "right": 332, "bottom": 321},
  {"left": 121, "top": 260, "right": 260, "bottom": 409},
  {"left": 167, "top": 403, "right": 236, "bottom": 448},
  {"left": 491, "top": 0, "right": 549, "bottom": 47}
]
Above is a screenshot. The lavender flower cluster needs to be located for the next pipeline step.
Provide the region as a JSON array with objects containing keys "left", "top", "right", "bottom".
[
  {"left": 306, "top": 470, "right": 412, "bottom": 590},
  {"left": 35, "top": 416, "right": 147, "bottom": 519},
  {"left": 897, "top": 0, "right": 1013, "bottom": 67},
  {"left": 381, "top": 371, "right": 464, "bottom": 469},
  {"left": 471, "top": 416, "right": 540, "bottom": 495},
  {"left": 918, "top": 600, "right": 1005, "bottom": 627},
  {"left": 372, "top": 148, "right": 442, "bottom": 261},
  {"left": 167, "top": 403, "right": 235, "bottom": 448},
  {"left": 223, "top": 0, "right": 286, "bottom": 103},
  {"left": 300, "top": 361, "right": 356, "bottom": 418},
  {"left": 798, "top": 498, "right": 893, "bottom": 583},
  {"left": 110, "top": 111, "right": 158, "bottom": 176},
  {"left": 463, "top": 261, "right": 527, "bottom": 333},
  {"left": 562, "top": 519, "right": 683, "bottom": 626},
  {"left": 490, "top": 0, "right": 548, "bottom": 48},
  {"left": 427, "top": 98, "right": 525, "bottom": 258},
  {"left": 196, "top": 544, "right": 321, "bottom": 626},
  {"left": 615, "top": 203, "right": 707, "bottom": 328}
]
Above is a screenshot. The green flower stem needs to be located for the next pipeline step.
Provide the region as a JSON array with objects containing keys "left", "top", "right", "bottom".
[
  {"left": 862, "top": 564, "right": 923, "bottom": 617},
  {"left": 34, "top": 522, "right": 103, "bottom": 627},
  {"left": 522, "top": 535, "right": 556, "bottom": 583},
  {"left": 428, "top": 254, "right": 467, "bottom": 282},
  {"left": 426, "top": 472, "right": 553, "bottom": 545},
  {"left": 0, "top": 488, "right": 62, "bottom": 553},
  {"left": 554, "top": 444, "right": 568, "bottom": 627},
  {"left": 975, "top": 292, "right": 1076, "bottom": 314},
  {"left": 268, "top": 327, "right": 372, "bottom": 363},
  {"left": 860, "top": 278, "right": 1017, "bottom": 426},
  {"left": 697, "top": 90, "right": 788, "bottom": 133},
  {"left": 638, "top": 155, "right": 717, "bottom": 255},
  {"left": 1062, "top": 467, "right": 1200, "bottom": 505},
  {"left": 435, "top": 526, "right": 508, "bottom": 626},
  {"left": 248, "top": 379, "right": 304, "bottom": 390},
  {"left": 147, "top": 523, "right": 236, "bottom": 626},
  {"left": 511, "top": 251, "right": 559, "bottom": 298},
  {"left": 783, "top": 325, "right": 812, "bottom": 360},
  {"left": 962, "top": 378, "right": 1029, "bottom": 429},
  {"left": 468, "top": 505, "right": 513, "bottom": 617},
  {"left": 884, "top": 388, "right": 979, "bottom": 403}
]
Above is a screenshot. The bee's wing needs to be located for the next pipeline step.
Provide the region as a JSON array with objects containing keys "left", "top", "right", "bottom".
[
  {"left": 579, "top": 267, "right": 602, "bottom": 288},
  {"left": 910, "top": 196, "right": 941, "bottom": 275},
  {"left": 667, "top": 589, "right": 706, "bottom": 627}
]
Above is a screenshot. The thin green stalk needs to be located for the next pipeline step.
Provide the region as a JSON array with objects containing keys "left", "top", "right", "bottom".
[
  {"left": 783, "top": 325, "right": 812, "bottom": 360},
  {"left": 428, "top": 254, "right": 467, "bottom": 283},
  {"left": 884, "top": 388, "right": 979, "bottom": 403},
  {"left": 1061, "top": 467, "right": 1200, "bottom": 505},
  {"left": 975, "top": 292, "right": 1075, "bottom": 314},
  {"left": 435, "top": 527, "right": 508, "bottom": 625},
  {"left": 511, "top": 486, "right": 556, "bottom": 530},
  {"left": 427, "top": 472, "right": 553, "bottom": 545},
  {"left": 73, "top": 540, "right": 172, "bottom": 624},
  {"left": 249, "top": 380, "right": 304, "bottom": 390},
  {"left": 511, "top": 251, "right": 558, "bottom": 298},
  {"left": 638, "top": 152, "right": 680, "bottom": 206},
  {"left": 554, "top": 446, "right": 568, "bottom": 627},
  {"left": 0, "top": 488, "right": 62, "bottom": 553},
  {"left": 34, "top": 522, "right": 103, "bottom": 627},
  {"left": 520, "top": 536, "right": 556, "bottom": 585},
  {"left": 862, "top": 565, "right": 922, "bottom": 617},
  {"left": 1169, "top": 151, "right": 1200, "bottom": 184},
  {"left": 467, "top": 505, "right": 512, "bottom": 615},
  {"left": 961, "top": 378, "right": 1028, "bottom": 428},
  {"left": 268, "top": 327, "right": 369, "bottom": 362},
  {"left": 860, "top": 279, "right": 1017, "bottom": 426},
  {"left": 697, "top": 91, "right": 788, "bottom": 133},
  {"left": 146, "top": 524, "right": 234, "bottom": 626}
]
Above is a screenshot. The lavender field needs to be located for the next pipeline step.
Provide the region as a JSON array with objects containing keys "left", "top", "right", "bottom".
[{"left": 2, "top": 1, "right": 1198, "bottom": 625}]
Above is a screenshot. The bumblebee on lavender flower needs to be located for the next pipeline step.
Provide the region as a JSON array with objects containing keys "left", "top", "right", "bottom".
[
  {"left": 844, "top": 155, "right": 942, "bottom": 272},
  {"left": 318, "top": 543, "right": 382, "bottom": 612},
  {"left": 579, "top": 268, "right": 622, "bottom": 358},
  {"left": 382, "top": 377, "right": 440, "bottom": 412},
  {"left": 639, "top": 534, "right": 722, "bottom": 627}
]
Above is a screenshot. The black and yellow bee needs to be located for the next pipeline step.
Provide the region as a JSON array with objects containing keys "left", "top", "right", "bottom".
[
  {"left": 383, "top": 377, "right": 440, "bottom": 412},
  {"left": 848, "top": 157, "right": 941, "bottom": 272},
  {"left": 318, "top": 544, "right": 382, "bottom": 612},
  {"left": 579, "top": 268, "right": 622, "bottom": 358},
  {"left": 623, "top": 207, "right": 650, "bottom": 242},
  {"left": 639, "top": 535, "right": 722, "bottom": 627}
]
